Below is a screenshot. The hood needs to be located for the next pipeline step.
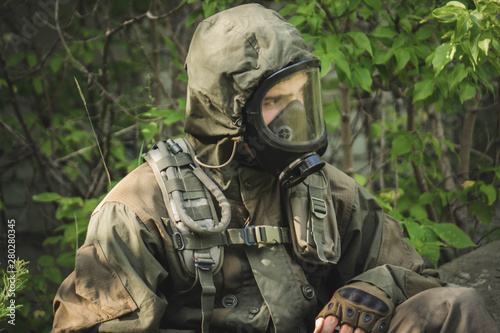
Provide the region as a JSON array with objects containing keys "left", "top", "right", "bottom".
[{"left": 183, "top": 4, "right": 317, "bottom": 198}]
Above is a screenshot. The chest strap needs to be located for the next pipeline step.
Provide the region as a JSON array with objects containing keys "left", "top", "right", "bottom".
[{"left": 169, "top": 225, "right": 291, "bottom": 250}]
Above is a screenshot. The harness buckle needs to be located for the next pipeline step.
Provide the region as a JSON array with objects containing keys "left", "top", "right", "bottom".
[
  {"left": 173, "top": 232, "right": 185, "bottom": 250},
  {"left": 194, "top": 254, "right": 215, "bottom": 271},
  {"left": 244, "top": 226, "right": 258, "bottom": 246},
  {"left": 311, "top": 197, "right": 327, "bottom": 219},
  {"left": 255, "top": 226, "right": 281, "bottom": 244}
]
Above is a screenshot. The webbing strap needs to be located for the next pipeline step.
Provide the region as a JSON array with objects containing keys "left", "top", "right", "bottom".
[
  {"left": 226, "top": 226, "right": 291, "bottom": 246},
  {"left": 172, "top": 232, "right": 228, "bottom": 250},
  {"left": 194, "top": 251, "right": 216, "bottom": 333},
  {"left": 155, "top": 153, "right": 193, "bottom": 170},
  {"left": 309, "top": 184, "right": 329, "bottom": 263},
  {"left": 171, "top": 226, "right": 292, "bottom": 250},
  {"left": 165, "top": 177, "right": 205, "bottom": 193}
]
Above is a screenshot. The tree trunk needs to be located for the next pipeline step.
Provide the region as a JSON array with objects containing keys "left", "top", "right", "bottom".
[
  {"left": 406, "top": 100, "right": 439, "bottom": 222},
  {"left": 429, "top": 106, "right": 456, "bottom": 193},
  {"left": 454, "top": 99, "right": 478, "bottom": 232},
  {"left": 340, "top": 83, "right": 355, "bottom": 177},
  {"left": 458, "top": 107, "right": 477, "bottom": 185}
]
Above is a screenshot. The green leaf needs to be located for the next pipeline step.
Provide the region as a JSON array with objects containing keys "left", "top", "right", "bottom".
[
  {"left": 56, "top": 252, "right": 76, "bottom": 267},
  {"left": 27, "top": 53, "right": 37, "bottom": 68},
  {"left": 455, "top": 13, "right": 470, "bottom": 40},
  {"left": 324, "top": 101, "right": 341, "bottom": 124},
  {"left": 391, "top": 132, "right": 413, "bottom": 160},
  {"left": 470, "top": 201, "right": 495, "bottom": 225},
  {"left": 331, "top": 49, "right": 351, "bottom": 80},
  {"left": 480, "top": 184, "right": 497, "bottom": 205},
  {"left": 33, "top": 192, "right": 62, "bottom": 202},
  {"left": 186, "top": 8, "right": 202, "bottom": 27},
  {"left": 316, "top": 51, "right": 335, "bottom": 77},
  {"left": 404, "top": 220, "right": 425, "bottom": 242},
  {"left": 431, "top": 3, "right": 464, "bottom": 23},
  {"left": 478, "top": 38, "right": 491, "bottom": 55},
  {"left": 373, "top": 48, "right": 394, "bottom": 65},
  {"left": 202, "top": 1, "right": 217, "bottom": 18},
  {"left": 420, "top": 240, "right": 443, "bottom": 267},
  {"left": 279, "top": 3, "right": 297, "bottom": 17},
  {"left": 372, "top": 25, "right": 397, "bottom": 38},
  {"left": 419, "top": 192, "right": 436, "bottom": 205},
  {"left": 163, "top": 110, "right": 186, "bottom": 125},
  {"left": 446, "top": 1, "right": 467, "bottom": 9},
  {"left": 37, "top": 255, "right": 55, "bottom": 267},
  {"left": 349, "top": 0, "right": 362, "bottom": 10},
  {"left": 353, "top": 66, "right": 372, "bottom": 93},
  {"left": 448, "top": 63, "right": 468, "bottom": 92},
  {"left": 432, "top": 43, "right": 456, "bottom": 75},
  {"left": 50, "top": 58, "right": 62, "bottom": 73},
  {"left": 413, "top": 78, "right": 434, "bottom": 103},
  {"left": 33, "top": 77, "right": 43, "bottom": 95},
  {"left": 354, "top": 173, "right": 368, "bottom": 186},
  {"left": 348, "top": 32, "right": 373, "bottom": 57},
  {"left": 289, "top": 14, "right": 306, "bottom": 27},
  {"left": 415, "top": 25, "right": 435, "bottom": 40},
  {"left": 458, "top": 81, "right": 476, "bottom": 103},
  {"left": 431, "top": 223, "right": 476, "bottom": 248},
  {"left": 394, "top": 48, "right": 411, "bottom": 73},
  {"left": 363, "top": 0, "right": 382, "bottom": 11},
  {"left": 43, "top": 235, "right": 63, "bottom": 246},
  {"left": 43, "top": 267, "right": 62, "bottom": 284},
  {"left": 410, "top": 205, "right": 428, "bottom": 220}
]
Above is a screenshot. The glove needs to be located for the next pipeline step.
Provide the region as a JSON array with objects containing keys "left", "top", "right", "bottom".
[{"left": 316, "top": 282, "right": 395, "bottom": 332}]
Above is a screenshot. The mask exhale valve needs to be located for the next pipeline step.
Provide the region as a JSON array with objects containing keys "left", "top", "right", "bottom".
[{"left": 279, "top": 153, "right": 325, "bottom": 188}]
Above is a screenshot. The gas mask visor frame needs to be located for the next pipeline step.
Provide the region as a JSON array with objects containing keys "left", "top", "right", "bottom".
[
  {"left": 245, "top": 59, "right": 328, "bottom": 188},
  {"left": 250, "top": 59, "right": 325, "bottom": 152}
]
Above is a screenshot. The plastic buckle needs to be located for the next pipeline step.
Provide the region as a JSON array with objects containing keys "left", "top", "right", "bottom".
[
  {"left": 194, "top": 255, "right": 215, "bottom": 271},
  {"left": 255, "top": 226, "right": 281, "bottom": 244},
  {"left": 173, "top": 232, "right": 185, "bottom": 250},
  {"left": 311, "top": 197, "right": 327, "bottom": 219},
  {"left": 244, "top": 226, "right": 258, "bottom": 246}
]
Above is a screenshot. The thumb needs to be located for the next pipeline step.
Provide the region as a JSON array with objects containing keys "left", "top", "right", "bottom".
[{"left": 313, "top": 317, "right": 324, "bottom": 333}]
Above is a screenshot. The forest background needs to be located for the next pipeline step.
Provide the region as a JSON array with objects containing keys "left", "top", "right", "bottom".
[{"left": 1, "top": 0, "right": 500, "bottom": 331}]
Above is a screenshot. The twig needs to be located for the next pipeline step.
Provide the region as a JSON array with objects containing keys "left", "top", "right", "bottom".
[
  {"left": 74, "top": 77, "right": 111, "bottom": 186},
  {"left": 54, "top": 124, "right": 137, "bottom": 163},
  {"left": 106, "top": 5, "right": 187, "bottom": 39}
]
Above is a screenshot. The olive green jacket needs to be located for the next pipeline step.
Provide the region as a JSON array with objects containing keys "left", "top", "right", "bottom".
[{"left": 52, "top": 159, "right": 442, "bottom": 333}]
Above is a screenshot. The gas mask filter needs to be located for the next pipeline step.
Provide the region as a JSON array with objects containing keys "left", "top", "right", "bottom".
[{"left": 244, "top": 59, "right": 328, "bottom": 188}]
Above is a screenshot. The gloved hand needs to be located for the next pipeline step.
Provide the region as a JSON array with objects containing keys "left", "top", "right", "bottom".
[{"left": 314, "top": 282, "right": 395, "bottom": 333}]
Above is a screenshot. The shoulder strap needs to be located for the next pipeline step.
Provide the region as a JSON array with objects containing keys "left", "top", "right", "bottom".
[{"left": 144, "top": 139, "right": 221, "bottom": 333}]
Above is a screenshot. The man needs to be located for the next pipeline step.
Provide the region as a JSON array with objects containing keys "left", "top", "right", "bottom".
[{"left": 52, "top": 4, "right": 498, "bottom": 333}]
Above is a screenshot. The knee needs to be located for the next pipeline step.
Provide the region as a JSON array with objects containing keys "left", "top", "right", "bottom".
[{"left": 443, "top": 287, "right": 483, "bottom": 305}]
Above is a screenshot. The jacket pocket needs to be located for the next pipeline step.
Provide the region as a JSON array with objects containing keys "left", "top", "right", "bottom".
[{"left": 286, "top": 172, "right": 341, "bottom": 265}]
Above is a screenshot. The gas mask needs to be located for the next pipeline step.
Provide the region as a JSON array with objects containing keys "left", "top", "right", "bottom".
[{"left": 244, "top": 59, "right": 328, "bottom": 188}]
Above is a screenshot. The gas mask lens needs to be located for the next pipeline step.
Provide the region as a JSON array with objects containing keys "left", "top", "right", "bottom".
[
  {"left": 261, "top": 66, "right": 324, "bottom": 146},
  {"left": 244, "top": 59, "right": 328, "bottom": 188}
]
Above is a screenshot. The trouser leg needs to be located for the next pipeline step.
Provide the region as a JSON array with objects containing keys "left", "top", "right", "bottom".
[{"left": 388, "top": 287, "right": 499, "bottom": 333}]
